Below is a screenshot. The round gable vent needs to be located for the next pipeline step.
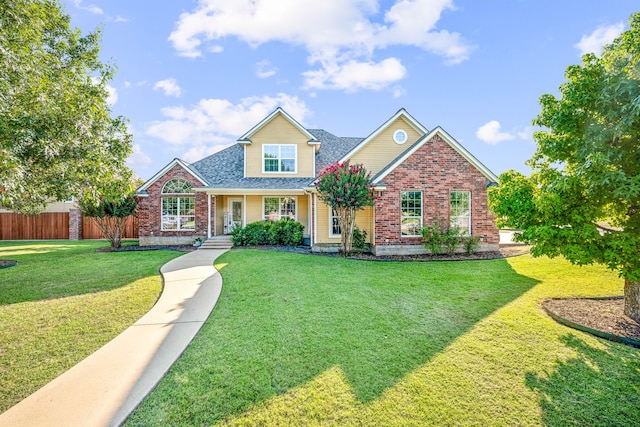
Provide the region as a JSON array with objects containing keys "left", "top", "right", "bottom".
[{"left": 393, "top": 129, "right": 408, "bottom": 144}]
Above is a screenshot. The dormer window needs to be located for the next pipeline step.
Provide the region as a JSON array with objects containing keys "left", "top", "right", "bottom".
[{"left": 263, "top": 144, "right": 296, "bottom": 173}]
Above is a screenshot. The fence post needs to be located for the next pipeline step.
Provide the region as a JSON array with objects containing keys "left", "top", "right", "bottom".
[{"left": 69, "top": 209, "right": 82, "bottom": 240}]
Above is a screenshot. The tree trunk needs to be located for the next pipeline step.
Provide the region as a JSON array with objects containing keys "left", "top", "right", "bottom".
[
  {"left": 337, "top": 207, "right": 356, "bottom": 256},
  {"left": 624, "top": 279, "right": 640, "bottom": 323},
  {"left": 93, "top": 216, "right": 126, "bottom": 248}
]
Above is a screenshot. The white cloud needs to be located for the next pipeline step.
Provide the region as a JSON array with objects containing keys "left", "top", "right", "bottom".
[
  {"left": 71, "top": 0, "right": 103, "bottom": 14},
  {"left": 256, "top": 60, "right": 278, "bottom": 78},
  {"left": 476, "top": 120, "right": 515, "bottom": 145},
  {"left": 126, "top": 144, "right": 153, "bottom": 169},
  {"left": 146, "top": 93, "right": 311, "bottom": 159},
  {"left": 574, "top": 22, "right": 625, "bottom": 56},
  {"left": 105, "top": 84, "right": 118, "bottom": 105},
  {"left": 303, "top": 57, "right": 406, "bottom": 92},
  {"left": 154, "top": 78, "right": 182, "bottom": 97},
  {"left": 169, "top": 0, "right": 472, "bottom": 92}
]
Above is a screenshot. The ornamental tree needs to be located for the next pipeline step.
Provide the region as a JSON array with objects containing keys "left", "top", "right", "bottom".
[
  {"left": 0, "top": 0, "right": 132, "bottom": 214},
  {"left": 488, "top": 12, "right": 640, "bottom": 322},
  {"left": 78, "top": 170, "right": 138, "bottom": 249},
  {"left": 316, "top": 161, "right": 376, "bottom": 255}
]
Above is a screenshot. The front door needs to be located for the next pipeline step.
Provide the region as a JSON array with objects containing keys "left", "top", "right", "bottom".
[{"left": 228, "top": 198, "right": 243, "bottom": 232}]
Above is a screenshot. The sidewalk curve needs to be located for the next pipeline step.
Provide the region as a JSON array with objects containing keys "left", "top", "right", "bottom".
[{"left": 0, "top": 248, "right": 227, "bottom": 427}]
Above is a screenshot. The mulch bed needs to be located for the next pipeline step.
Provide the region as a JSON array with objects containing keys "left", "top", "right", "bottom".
[
  {"left": 543, "top": 298, "right": 640, "bottom": 344},
  {"left": 249, "top": 244, "right": 532, "bottom": 261},
  {"left": 0, "top": 260, "right": 17, "bottom": 269},
  {"left": 95, "top": 244, "right": 197, "bottom": 253}
]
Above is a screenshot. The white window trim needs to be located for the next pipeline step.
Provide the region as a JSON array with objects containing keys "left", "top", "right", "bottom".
[
  {"left": 329, "top": 208, "right": 341, "bottom": 238},
  {"left": 401, "top": 191, "right": 423, "bottom": 237},
  {"left": 161, "top": 195, "right": 196, "bottom": 231},
  {"left": 262, "top": 196, "right": 298, "bottom": 221},
  {"left": 450, "top": 190, "right": 472, "bottom": 235},
  {"left": 262, "top": 144, "right": 297, "bottom": 174}
]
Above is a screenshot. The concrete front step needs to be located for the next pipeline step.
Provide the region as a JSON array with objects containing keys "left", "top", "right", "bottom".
[{"left": 198, "top": 238, "right": 233, "bottom": 250}]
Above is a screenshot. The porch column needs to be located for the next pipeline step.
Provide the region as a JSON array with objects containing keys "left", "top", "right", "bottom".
[{"left": 207, "top": 193, "right": 211, "bottom": 238}]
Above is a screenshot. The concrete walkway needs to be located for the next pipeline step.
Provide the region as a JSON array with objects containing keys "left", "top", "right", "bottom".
[{"left": 0, "top": 248, "right": 227, "bottom": 427}]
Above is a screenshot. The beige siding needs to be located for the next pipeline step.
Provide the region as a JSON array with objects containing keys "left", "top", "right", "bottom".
[
  {"left": 245, "top": 114, "right": 316, "bottom": 178},
  {"left": 245, "top": 196, "right": 263, "bottom": 224},
  {"left": 350, "top": 116, "right": 424, "bottom": 176},
  {"left": 0, "top": 200, "right": 77, "bottom": 214},
  {"left": 316, "top": 201, "right": 373, "bottom": 244},
  {"left": 215, "top": 194, "right": 309, "bottom": 235}
]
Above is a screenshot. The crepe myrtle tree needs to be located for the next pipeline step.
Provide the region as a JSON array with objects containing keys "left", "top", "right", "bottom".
[
  {"left": 316, "top": 161, "right": 376, "bottom": 255},
  {"left": 489, "top": 12, "right": 640, "bottom": 322},
  {"left": 78, "top": 170, "right": 138, "bottom": 249}
]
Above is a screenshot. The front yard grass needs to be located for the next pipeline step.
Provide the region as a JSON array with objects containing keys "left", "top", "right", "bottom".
[
  {"left": 127, "top": 250, "right": 640, "bottom": 427},
  {"left": 0, "top": 241, "right": 184, "bottom": 412}
]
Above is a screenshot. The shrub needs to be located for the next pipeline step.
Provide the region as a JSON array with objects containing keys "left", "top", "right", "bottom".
[
  {"left": 421, "top": 221, "right": 463, "bottom": 255},
  {"left": 421, "top": 222, "right": 445, "bottom": 255},
  {"left": 352, "top": 227, "right": 369, "bottom": 254},
  {"left": 463, "top": 235, "right": 482, "bottom": 255},
  {"left": 231, "top": 219, "right": 304, "bottom": 246}
]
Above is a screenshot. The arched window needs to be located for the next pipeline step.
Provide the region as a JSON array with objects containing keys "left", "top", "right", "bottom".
[
  {"left": 161, "top": 179, "right": 195, "bottom": 231},
  {"left": 162, "top": 178, "right": 193, "bottom": 194}
]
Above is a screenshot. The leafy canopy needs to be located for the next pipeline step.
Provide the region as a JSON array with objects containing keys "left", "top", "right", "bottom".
[
  {"left": 316, "top": 161, "right": 376, "bottom": 255},
  {"left": 0, "top": 0, "right": 133, "bottom": 214},
  {"left": 489, "top": 12, "right": 640, "bottom": 282}
]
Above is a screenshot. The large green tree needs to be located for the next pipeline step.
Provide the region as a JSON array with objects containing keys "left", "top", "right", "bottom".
[
  {"left": 0, "top": 0, "right": 133, "bottom": 214},
  {"left": 489, "top": 12, "right": 640, "bottom": 322}
]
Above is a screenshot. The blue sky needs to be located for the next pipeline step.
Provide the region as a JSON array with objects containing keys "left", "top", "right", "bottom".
[{"left": 62, "top": 0, "right": 639, "bottom": 181}]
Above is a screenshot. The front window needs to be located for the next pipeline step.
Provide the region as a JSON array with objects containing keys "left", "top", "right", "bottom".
[
  {"left": 401, "top": 191, "right": 422, "bottom": 236},
  {"left": 330, "top": 209, "right": 341, "bottom": 237},
  {"left": 263, "top": 144, "right": 296, "bottom": 173},
  {"left": 450, "top": 191, "right": 471, "bottom": 234},
  {"left": 161, "top": 178, "right": 195, "bottom": 231},
  {"left": 263, "top": 197, "right": 296, "bottom": 221}
]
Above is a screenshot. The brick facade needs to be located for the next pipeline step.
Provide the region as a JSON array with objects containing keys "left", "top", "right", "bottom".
[
  {"left": 68, "top": 208, "right": 82, "bottom": 240},
  {"left": 373, "top": 134, "right": 499, "bottom": 254},
  {"left": 138, "top": 164, "right": 211, "bottom": 246}
]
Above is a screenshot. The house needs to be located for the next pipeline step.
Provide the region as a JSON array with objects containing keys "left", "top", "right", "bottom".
[{"left": 136, "top": 108, "right": 500, "bottom": 254}]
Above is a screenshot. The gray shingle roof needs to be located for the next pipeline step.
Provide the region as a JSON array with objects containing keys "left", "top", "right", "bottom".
[
  {"left": 188, "top": 130, "right": 364, "bottom": 190},
  {"left": 308, "top": 129, "right": 363, "bottom": 174}
]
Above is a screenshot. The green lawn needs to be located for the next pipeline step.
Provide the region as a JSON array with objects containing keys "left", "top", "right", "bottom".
[
  {"left": 0, "top": 241, "right": 184, "bottom": 412},
  {"left": 126, "top": 250, "right": 640, "bottom": 426}
]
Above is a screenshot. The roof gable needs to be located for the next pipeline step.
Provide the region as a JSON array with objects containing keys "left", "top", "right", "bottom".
[
  {"left": 237, "top": 107, "right": 319, "bottom": 145},
  {"left": 372, "top": 127, "right": 499, "bottom": 184},
  {"left": 339, "top": 108, "right": 428, "bottom": 163},
  {"left": 137, "top": 158, "right": 208, "bottom": 193}
]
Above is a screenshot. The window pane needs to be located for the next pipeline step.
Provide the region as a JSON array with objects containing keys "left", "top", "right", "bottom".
[
  {"left": 280, "top": 197, "right": 296, "bottom": 219},
  {"left": 450, "top": 191, "right": 471, "bottom": 234},
  {"left": 264, "top": 146, "right": 279, "bottom": 157},
  {"left": 331, "top": 209, "right": 341, "bottom": 236},
  {"left": 280, "top": 145, "right": 296, "bottom": 159},
  {"left": 401, "top": 191, "right": 422, "bottom": 236},
  {"left": 401, "top": 218, "right": 421, "bottom": 237},
  {"left": 162, "top": 178, "right": 193, "bottom": 194},
  {"left": 280, "top": 159, "right": 295, "bottom": 172},
  {"left": 264, "top": 197, "right": 279, "bottom": 221},
  {"left": 264, "top": 158, "right": 279, "bottom": 172},
  {"left": 162, "top": 197, "right": 178, "bottom": 230}
]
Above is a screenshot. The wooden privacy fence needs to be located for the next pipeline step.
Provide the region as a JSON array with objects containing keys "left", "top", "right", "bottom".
[
  {"left": 81, "top": 216, "right": 139, "bottom": 239},
  {"left": 0, "top": 213, "right": 69, "bottom": 240},
  {"left": 0, "top": 213, "right": 138, "bottom": 240}
]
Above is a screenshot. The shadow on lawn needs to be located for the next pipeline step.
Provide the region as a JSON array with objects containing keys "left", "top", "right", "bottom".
[
  {"left": 129, "top": 252, "right": 540, "bottom": 425},
  {"left": 526, "top": 334, "right": 640, "bottom": 427}
]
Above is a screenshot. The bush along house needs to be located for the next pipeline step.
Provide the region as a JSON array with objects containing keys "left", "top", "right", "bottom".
[{"left": 136, "top": 108, "right": 500, "bottom": 254}]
